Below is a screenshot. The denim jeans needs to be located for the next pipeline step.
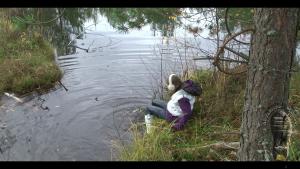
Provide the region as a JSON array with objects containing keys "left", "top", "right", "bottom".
[{"left": 145, "top": 99, "right": 167, "bottom": 119}]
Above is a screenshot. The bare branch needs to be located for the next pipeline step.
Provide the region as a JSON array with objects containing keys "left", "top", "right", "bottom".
[
  {"left": 213, "top": 28, "right": 254, "bottom": 66},
  {"left": 193, "top": 56, "right": 248, "bottom": 64},
  {"left": 225, "top": 8, "right": 253, "bottom": 45},
  {"left": 224, "top": 46, "right": 249, "bottom": 61},
  {"left": 68, "top": 44, "right": 88, "bottom": 52}
]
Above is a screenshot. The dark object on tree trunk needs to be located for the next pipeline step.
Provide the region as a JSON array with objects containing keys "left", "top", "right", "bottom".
[{"left": 270, "top": 108, "right": 292, "bottom": 159}]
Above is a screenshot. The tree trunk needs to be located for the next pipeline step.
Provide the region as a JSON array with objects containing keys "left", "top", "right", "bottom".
[{"left": 237, "top": 8, "right": 299, "bottom": 161}]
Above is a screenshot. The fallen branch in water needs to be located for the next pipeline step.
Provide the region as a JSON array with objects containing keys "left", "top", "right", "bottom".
[
  {"left": 58, "top": 80, "right": 68, "bottom": 91},
  {"left": 3, "top": 92, "right": 23, "bottom": 103},
  {"left": 68, "top": 44, "right": 88, "bottom": 52}
]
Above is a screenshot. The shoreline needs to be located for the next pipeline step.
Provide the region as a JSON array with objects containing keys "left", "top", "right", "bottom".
[
  {"left": 117, "top": 69, "right": 300, "bottom": 161},
  {"left": 0, "top": 32, "right": 63, "bottom": 97}
]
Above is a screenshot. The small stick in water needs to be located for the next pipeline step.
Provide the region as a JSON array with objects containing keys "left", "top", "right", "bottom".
[
  {"left": 58, "top": 80, "right": 68, "bottom": 91},
  {"left": 4, "top": 92, "right": 23, "bottom": 103}
]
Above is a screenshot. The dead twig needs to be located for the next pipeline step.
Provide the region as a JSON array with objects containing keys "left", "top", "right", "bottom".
[
  {"left": 193, "top": 56, "right": 248, "bottom": 64},
  {"left": 212, "top": 28, "right": 254, "bottom": 75},
  {"left": 225, "top": 8, "right": 252, "bottom": 45},
  {"left": 223, "top": 46, "right": 249, "bottom": 61},
  {"left": 58, "top": 80, "right": 68, "bottom": 91},
  {"left": 200, "top": 141, "right": 240, "bottom": 150}
]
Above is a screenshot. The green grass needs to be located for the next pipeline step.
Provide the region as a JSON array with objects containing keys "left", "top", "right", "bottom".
[
  {"left": 117, "top": 70, "right": 244, "bottom": 161},
  {"left": 287, "top": 68, "right": 300, "bottom": 161},
  {"left": 118, "top": 68, "right": 300, "bottom": 161},
  {"left": 0, "top": 16, "right": 62, "bottom": 96}
]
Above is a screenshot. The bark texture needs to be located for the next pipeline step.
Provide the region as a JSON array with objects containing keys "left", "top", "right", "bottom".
[{"left": 237, "top": 8, "right": 299, "bottom": 161}]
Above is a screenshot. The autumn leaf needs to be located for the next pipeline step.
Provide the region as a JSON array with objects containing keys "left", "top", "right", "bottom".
[
  {"left": 276, "top": 154, "right": 286, "bottom": 161},
  {"left": 168, "top": 16, "right": 177, "bottom": 21}
]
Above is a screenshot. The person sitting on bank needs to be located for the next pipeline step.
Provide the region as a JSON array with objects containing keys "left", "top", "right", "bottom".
[{"left": 144, "top": 74, "right": 202, "bottom": 133}]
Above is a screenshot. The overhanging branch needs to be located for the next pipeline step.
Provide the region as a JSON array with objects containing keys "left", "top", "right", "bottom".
[
  {"left": 225, "top": 8, "right": 253, "bottom": 45},
  {"left": 224, "top": 46, "right": 249, "bottom": 61},
  {"left": 193, "top": 56, "right": 248, "bottom": 64},
  {"left": 213, "top": 28, "right": 254, "bottom": 66}
]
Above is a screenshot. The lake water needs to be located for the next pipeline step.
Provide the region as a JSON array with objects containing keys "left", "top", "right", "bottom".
[{"left": 0, "top": 15, "right": 213, "bottom": 161}]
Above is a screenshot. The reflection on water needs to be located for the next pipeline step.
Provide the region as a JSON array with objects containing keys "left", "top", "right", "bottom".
[{"left": 0, "top": 15, "right": 211, "bottom": 161}]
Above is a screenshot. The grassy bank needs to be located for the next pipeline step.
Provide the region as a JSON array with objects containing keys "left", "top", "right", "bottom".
[
  {"left": 0, "top": 16, "right": 62, "bottom": 96},
  {"left": 117, "top": 68, "right": 300, "bottom": 161}
]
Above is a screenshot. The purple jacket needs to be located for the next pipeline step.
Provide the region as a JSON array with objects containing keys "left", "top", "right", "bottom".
[
  {"left": 165, "top": 80, "right": 202, "bottom": 131},
  {"left": 165, "top": 97, "right": 192, "bottom": 131}
]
